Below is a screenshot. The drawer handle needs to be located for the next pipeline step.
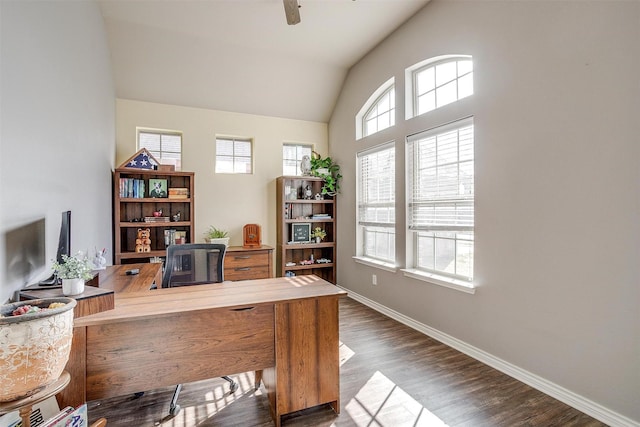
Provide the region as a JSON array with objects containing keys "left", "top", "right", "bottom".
[
  {"left": 236, "top": 267, "right": 251, "bottom": 271},
  {"left": 235, "top": 256, "right": 251, "bottom": 259},
  {"left": 231, "top": 306, "right": 255, "bottom": 312}
]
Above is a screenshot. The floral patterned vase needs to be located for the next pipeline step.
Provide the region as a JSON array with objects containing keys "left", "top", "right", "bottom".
[{"left": 0, "top": 297, "right": 76, "bottom": 402}]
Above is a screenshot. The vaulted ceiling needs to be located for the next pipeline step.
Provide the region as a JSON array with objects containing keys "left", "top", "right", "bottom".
[{"left": 98, "top": 0, "right": 430, "bottom": 123}]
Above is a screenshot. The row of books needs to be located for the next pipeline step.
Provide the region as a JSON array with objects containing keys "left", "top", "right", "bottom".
[
  {"left": 119, "top": 178, "right": 145, "bottom": 198},
  {"left": 144, "top": 216, "right": 170, "bottom": 223},
  {"left": 168, "top": 187, "right": 189, "bottom": 199},
  {"left": 164, "top": 229, "right": 187, "bottom": 246},
  {"left": 0, "top": 400, "right": 87, "bottom": 427}
]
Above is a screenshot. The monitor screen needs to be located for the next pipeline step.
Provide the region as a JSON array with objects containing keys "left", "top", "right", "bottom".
[{"left": 57, "top": 210, "right": 71, "bottom": 263}]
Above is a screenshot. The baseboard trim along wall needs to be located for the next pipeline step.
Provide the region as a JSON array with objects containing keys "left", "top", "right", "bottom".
[{"left": 339, "top": 286, "right": 639, "bottom": 427}]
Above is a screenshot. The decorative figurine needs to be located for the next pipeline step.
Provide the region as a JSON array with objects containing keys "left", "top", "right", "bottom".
[
  {"left": 300, "top": 155, "right": 311, "bottom": 175},
  {"left": 304, "top": 185, "right": 313, "bottom": 199}
]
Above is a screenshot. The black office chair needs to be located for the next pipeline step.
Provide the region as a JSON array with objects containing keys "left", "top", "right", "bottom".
[{"left": 162, "top": 243, "right": 238, "bottom": 416}]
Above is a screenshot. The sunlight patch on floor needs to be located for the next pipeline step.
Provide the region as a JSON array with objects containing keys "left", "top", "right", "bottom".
[
  {"left": 160, "top": 372, "right": 259, "bottom": 426},
  {"left": 340, "top": 340, "right": 355, "bottom": 366},
  {"left": 345, "top": 371, "right": 449, "bottom": 427}
]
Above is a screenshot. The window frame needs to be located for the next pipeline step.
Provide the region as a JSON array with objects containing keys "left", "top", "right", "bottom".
[
  {"left": 404, "top": 117, "right": 475, "bottom": 291},
  {"left": 355, "top": 77, "right": 395, "bottom": 140},
  {"left": 215, "top": 136, "right": 254, "bottom": 174},
  {"left": 354, "top": 141, "right": 397, "bottom": 269},
  {"left": 282, "top": 143, "right": 314, "bottom": 176},
  {"left": 137, "top": 128, "right": 182, "bottom": 171},
  {"left": 405, "top": 55, "right": 473, "bottom": 120}
]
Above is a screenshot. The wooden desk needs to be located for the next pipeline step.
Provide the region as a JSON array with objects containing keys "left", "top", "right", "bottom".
[
  {"left": 59, "top": 275, "right": 346, "bottom": 427},
  {"left": 95, "top": 262, "right": 162, "bottom": 292},
  {"left": 224, "top": 245, "right": 274, "bottom": 281}
]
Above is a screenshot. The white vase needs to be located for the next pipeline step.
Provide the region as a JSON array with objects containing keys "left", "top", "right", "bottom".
[
  {"left": 62, "top": 278, "right": 85, "bottom": 296},
  {"left": 207, "top": 237, "right": 230, "bottom": 247},
  {"left": 315, "top": 236, "right": 322, "bottom": 243}
]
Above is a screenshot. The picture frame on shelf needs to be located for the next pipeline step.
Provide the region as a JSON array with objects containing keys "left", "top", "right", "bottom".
[
  {"left": 148, "top": 179, "right": 168, "bottom": 198},
  {"left": 291, "top": 223, "right": 311, "bottom": 243}
]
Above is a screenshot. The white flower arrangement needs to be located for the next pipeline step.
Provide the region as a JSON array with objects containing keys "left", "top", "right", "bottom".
[{"left": 52, "top": 252, "right": 94, "bottom": 280}]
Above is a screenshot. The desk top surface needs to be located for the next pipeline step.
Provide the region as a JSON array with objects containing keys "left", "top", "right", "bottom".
[{"left": 75, "top": 275, "right": 346, "bottom": 327}]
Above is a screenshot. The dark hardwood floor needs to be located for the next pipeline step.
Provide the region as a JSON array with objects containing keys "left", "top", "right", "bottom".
[{"left": 87, "top": 297, "right": 607, "bottom": 426}]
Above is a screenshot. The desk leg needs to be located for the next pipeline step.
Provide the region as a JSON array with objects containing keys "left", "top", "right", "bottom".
[
  {"left": 57, "top": 327, "right": 86, "bottom": 408},
  {"left": 254, "top": 370, "right": 263, "bottom": 390}
]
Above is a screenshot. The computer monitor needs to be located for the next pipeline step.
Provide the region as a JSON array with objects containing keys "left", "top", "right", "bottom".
[{"left": 39, "top": 211, "right": 71, "bottom": 286}]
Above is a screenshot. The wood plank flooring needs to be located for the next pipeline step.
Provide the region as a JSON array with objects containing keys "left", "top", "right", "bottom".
[{"left": 87, "top": 297, "right": 606, "bottom": 426}]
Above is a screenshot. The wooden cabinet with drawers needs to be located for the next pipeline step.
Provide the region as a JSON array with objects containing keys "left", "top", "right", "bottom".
[{"left": 224, "top": 245, "right": 274, "bottom": 281}]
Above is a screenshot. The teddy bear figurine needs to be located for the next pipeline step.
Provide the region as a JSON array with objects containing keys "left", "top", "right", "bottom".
[{"left": 135, "top": 228, "right": 152, "bottom": 253}]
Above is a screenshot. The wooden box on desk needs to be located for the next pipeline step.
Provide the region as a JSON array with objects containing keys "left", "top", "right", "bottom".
[{"left": 20, "top": 286, "right": 114, "bottom": 318}]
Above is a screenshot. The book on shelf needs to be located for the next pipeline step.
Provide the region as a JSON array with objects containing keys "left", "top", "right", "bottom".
[
  {"left": 144, "top": 216, "right": 170, "bottom": 223},
  {"left": 168, "top": 194, "right": 188, "bottom": 199},
  {"left": 41, "top": 403, "right": 87, "bottom": 427}
]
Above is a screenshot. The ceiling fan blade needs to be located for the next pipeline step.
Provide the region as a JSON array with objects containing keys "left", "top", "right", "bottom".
[{"left": 283, "top": 0, "right": 301, "bottom": 25}]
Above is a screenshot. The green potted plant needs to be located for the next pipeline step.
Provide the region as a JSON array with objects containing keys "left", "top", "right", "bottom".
[
  {"left": 204, "top": 226, "right": 230, "bottom": 246},
  {"left": 310, "top": 152, "right": 342, "bottom": 197},
  {"left": 311, "top": 227, "right": 327, "bottom": 244},
  {"left": 52, "top": 252, "right": 94, "bottom": 296}
]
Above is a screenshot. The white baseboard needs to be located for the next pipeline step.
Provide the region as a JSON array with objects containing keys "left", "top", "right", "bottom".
[{"left": 339, "top": 286, "right": 639, "bottom": 427}]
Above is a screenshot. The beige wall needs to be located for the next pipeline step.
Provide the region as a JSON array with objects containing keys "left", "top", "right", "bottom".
[
  {"left": 329, "top": 0, "right": 639, "bottom": 424},
  {"left": 116, "top": 99, "right": 328, "bottom": 248}
]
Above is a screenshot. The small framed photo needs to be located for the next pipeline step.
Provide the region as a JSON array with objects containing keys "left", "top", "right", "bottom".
[
  {"left": 148, "top": 179, "right": 168, "bottom": 198},
  {"left": 291, "top": 223, "right": 311, "bottom": 243}
]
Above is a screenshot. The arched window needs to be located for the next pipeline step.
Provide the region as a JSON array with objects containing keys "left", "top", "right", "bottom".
[
  {"left": 356, "top": 78, "right": 395, "bottom": 139},
  {"left": 406, "top": 55, "right": 473, "bottom": 119}
]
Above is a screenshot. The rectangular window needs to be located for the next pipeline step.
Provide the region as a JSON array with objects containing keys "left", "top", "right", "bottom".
[
  {"left": 357, "top": 142, "right": 395, "bottom": 264},
  {"left": 407, "top": 118, "right": 474, "bottom": 282},
  {"left": 283, "top": 143, "right": 313, "bottom": 176},
  {"left": 215, "top": 137, "right": 253, "bottom": 174},
  {"left": 138, "top": 129, "right": 182, "bottom": 171}
]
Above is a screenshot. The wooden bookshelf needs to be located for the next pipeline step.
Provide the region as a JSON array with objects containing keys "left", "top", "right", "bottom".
[
  {"left": 113, "top": 168, "right": 195, "bottom": 265},
  {"left": 276, "top": 176, "right": 336, "bottom": 283}
]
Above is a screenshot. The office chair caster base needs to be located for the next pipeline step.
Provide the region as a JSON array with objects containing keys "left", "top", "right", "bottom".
[
  {"left": 169, "top": 404, "right": 181, "bottom": 417},
  {"left": 229, "top": 380, "right": 238, "bottom": 394}
]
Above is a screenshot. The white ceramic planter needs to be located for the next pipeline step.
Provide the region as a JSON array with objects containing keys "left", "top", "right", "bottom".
[
  {"left": 62, "top": 278, "right": 85, "bottom": 296},
  {"left": 207, "top": 237, "right": 230, "bottom": 247},
  {"left": 0, "top": 298, "right": 76, "bottom": 402}
]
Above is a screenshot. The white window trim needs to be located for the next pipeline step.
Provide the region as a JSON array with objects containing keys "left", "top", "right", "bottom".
[
  {"left": 137, "top": 127, "right": 183, "bottom": 169},
  {"left": 401, "top": 268, "right": 475, "bottom": 294},
  {"left": 215, "top": 135, "right": 254, "bottom": 174},
  {"left": 355, "top": 77, "right": 395, "bottom": 140},
  {"left": 353, "top": 256, "right": 397, "bottom": 272},
  {"left": 405, "top": 54, "right": 472, "bottom": 120}
]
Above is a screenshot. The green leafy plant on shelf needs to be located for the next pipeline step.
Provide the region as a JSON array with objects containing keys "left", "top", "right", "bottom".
[
  {"left": 310, "top": 151, "right": 342, "bottom": 196},
  {"left": 52, "top": 252, "right": 94, "bottom": 280},
  {"left": 205, "top": 226, "right": 228, "bottom": 239}
]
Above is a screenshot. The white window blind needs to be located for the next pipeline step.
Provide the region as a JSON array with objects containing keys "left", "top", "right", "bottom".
[
  {"left": 215, "top": 137, "right": 253, "bottom": 174},
  {"left": 407, "top": 118, "right": 474, "bottom": 280},
  {"left": 138, "top": 130, "right": 182, "bottom": 170},
  {"left": 357, "top": 143, "right": 395, "bottom": 263}
]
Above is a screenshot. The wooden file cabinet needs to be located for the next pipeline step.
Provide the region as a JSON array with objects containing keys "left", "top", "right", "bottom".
[{"left": 224, "top": 245, "right": 274, "bottom": 281}]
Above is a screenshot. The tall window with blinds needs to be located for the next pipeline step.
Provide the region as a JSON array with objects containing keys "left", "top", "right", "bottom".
[
  {"left": 357, "top": 143, "right": 395, "bottom": 264},
  {"left": 407, "top": 118, "right": 474, "bottom": 281},
  {"left": 215, "top": 137, "right": 253, "bottom": 174},
  {"left": 138, "top": 130, "right": 182, "bottom": 171}
]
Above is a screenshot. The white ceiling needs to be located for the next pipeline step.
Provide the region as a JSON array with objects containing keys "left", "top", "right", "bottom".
[{"left": 98, "top": 0, "right": 430, "bottom": 123}]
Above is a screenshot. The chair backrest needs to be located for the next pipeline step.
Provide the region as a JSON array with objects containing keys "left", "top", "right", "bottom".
[{"left": 162, "top": 243, "right": 226, "bottom": 288}]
